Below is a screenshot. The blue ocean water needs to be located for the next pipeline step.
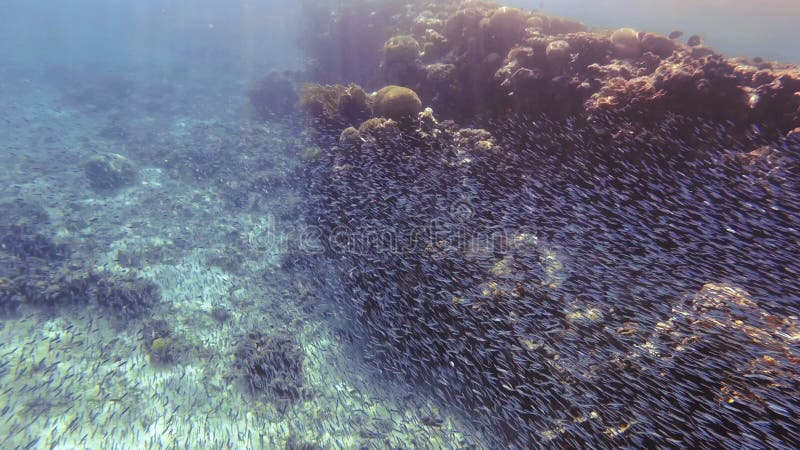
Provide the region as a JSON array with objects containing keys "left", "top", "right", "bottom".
[{"left": 0, "top": 1, "right": 798, "bottom": 449}]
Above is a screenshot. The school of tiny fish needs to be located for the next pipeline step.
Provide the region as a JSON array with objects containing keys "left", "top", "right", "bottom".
[{"left": 304, "top": 114, "right": 800, "bottom": 448}]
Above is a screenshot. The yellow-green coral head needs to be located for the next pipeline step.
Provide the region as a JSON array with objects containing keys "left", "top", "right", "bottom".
[{"left": 373, "top": 86, "right": 423, "bottom": 120}]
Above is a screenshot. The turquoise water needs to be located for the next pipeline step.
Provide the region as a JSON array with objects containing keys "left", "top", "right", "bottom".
[{"left": 1, "top": 1, "right": 798, "bottom": 449}]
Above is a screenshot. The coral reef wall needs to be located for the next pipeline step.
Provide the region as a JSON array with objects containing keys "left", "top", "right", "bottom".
[
  {"left": 303, "top": 111, "right": 800, "bottom": 447},
  {"left": 296, "top": 0, "right": 800, "bottom": 448},
  {"left": 298, "top": 0, "right": 800, "bottom": 134}
]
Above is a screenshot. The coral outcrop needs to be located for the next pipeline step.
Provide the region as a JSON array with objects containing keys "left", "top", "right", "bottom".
[
  {"left": 610, "top": 27, "right": 641, "bottom": 59},
  {"left": 381, "top": 35, "right": 422, "bottom": 85},
  {"left": 294, "top": 1, "right": 800, "bottom": 448},
  {"left": 298, "top": 0, "right": 800, "bottom": 133},
  {"left": 372, "top": 85, "right": 423, "bottom": 120},
  {"left": 298, "top": 83, "right": 372, "bottom": 128}
]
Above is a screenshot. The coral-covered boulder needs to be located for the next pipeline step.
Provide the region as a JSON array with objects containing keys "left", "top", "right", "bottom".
[
  {"left": 482, "top": 7, "right": 529, "bottom": 50},
  {"left": 381, "top": 35, "right": 424, "bottom": 85},
  {"left": 494, "top": 46, "right": 536, "bottom": 87},
  {"left": 372, "top": 85, "right": 423, "bottom": 120},
  {"left": 659, "top": 282, "right": 800, "bottom": 412},
  {"left": 525, "top": 13, "right": 586, "bottom": 35},
  {"left": 235, "top": 330, "right": 306, "bottom": 406},
  {"left": 541, "top": 14, "right": 587, "bottom": 35},
  {"left": 610, "top": 27, "right": 641, "bottom": 59},
  {"left": 640, "top": 32, "right": 677, "bottom": 58},
  {"left": 561, "top": 32, "right": 612, "bottom": 69},
  {"left": 299, "top": 83, "right": 372, "bottom": 127},
  {"left": 382, "top": 35, "right": 421, "bottom": 66},
  {"left": 444, "top": 2, "right": 490, "bottom": 45},
  {"left": 412, "top": 12, "right": 445, "bottom": 36},
  {"left": 653, "top": 53, "right": 749, "bottom": 121},
  {"left": 420, "top": 29, "right": 449, "bottom": 61},
  {"left": 425, "top": 63, "right": 457, "bottom": 86},
  {"left": 358, "top": 117, "right": 402, "bottom": 144}
]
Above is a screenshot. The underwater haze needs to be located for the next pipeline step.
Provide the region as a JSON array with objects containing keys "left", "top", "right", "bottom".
[
  {"left": 1, "top": 0, "right": 302, "bottom": 82},
  {"left": 1, "top": 0, "right": 799, "bottom": 449}
]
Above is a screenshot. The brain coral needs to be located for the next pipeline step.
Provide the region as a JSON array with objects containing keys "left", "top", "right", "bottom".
[
  {"left": 382, "top": 35, "right": 421, "bottom": 66},
  {"left": 610, "top": 27, "right": 642, "bottom": 58},
  {"left": 482, "top": 6, "right": 529, "bottom": 49},
  {"left": 372, "top": 85, "right": 423, "bottom": 120}
]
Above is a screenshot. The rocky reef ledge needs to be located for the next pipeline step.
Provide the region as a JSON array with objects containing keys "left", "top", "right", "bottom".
[
  {"left": 284, "top": 0, "right": 800, "bottom": 135},
  {"left": 272, "top": 0, "right": 800, "bottom": 448}
]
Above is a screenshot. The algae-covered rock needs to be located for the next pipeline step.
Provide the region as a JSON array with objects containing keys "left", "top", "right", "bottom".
[
  {"left": 372, "top": 85, "right": 423, "bottom": 120},
  {"left": 0, "top": 199, "right": 67, "bottom": 260},
  {"left": 339, "top": 126, "right": 362, "bottom": 148},
  {"left": 235, "top": 330, "right": 307, "bottom": 406},
  {"left": 142, "top": 318, "right": 185, "bottom": 365},
  {"left": 93, "top": 275, "right": 161, "bottom": 321},
  {"left": 210, "top": 306, "right": 231, "bottom": 323},
  {"left": 357, "top": 117, "right": 402, "bottom": 144},
  {"left": 84, "top": 153, "right": 138, "bottom": 191},
  {"left": 6, "top": 262, "right": 159, "bottom": 321},
  {"left": 299, "top": 83, "right": 372, "bottom": 127},
  {"left": 610, "top": 27, "right": 641, "bottom": 58},
  {"left": 149, "top": 337, "right": 174, "bottom": 364}
]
